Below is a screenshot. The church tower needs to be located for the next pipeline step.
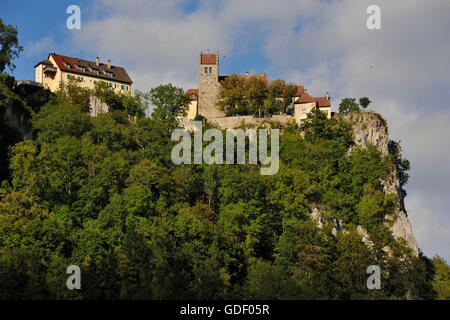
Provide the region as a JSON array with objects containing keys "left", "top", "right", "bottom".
[{"left": 198, "top": 50, "right": 225, "bottom": 119}]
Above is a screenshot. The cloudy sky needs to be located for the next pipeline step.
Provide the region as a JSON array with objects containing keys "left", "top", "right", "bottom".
[{"left": 3, "top": 0, "right": 450, "bottom": 262}]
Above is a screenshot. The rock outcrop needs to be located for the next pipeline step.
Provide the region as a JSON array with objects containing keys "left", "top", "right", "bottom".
[
  {"left": 345, "top": 112, "right": 419, "bottom": 256},
  {"left": 345, "top": 112, "right": 389, "bottom": 156},
  {"left": 309, "top": 112, "right": 419, "bottom": 256}
]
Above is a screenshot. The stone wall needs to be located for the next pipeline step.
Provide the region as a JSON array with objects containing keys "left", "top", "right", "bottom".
[
  {"left": 89, "top": 96, "right": 109, "bottom": 117},
  {"left": 181, "top": 114, "right": 296, "bottom": 130},
  {"left": 198, "top": 51, "right": 225, "bottom": 119}
]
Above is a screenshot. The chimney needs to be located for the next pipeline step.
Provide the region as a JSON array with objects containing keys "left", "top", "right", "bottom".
[
  {"left": 107, "top": 59, "right": 111, "bottom": 69},
  {"left": 216, "top": 50, "right": 219, "bottom": 65},
  {"left": 199, "top": 51, "right": 203, "bottom": 65},
  {"left": 326, "top": 92, "right": 330, "bottom": 101},
  {"left": 246, "top": 71, "right": 249, "bottom": 76},
  {"left": 96, "top": 57, "right": 100, "bottom": 67}
]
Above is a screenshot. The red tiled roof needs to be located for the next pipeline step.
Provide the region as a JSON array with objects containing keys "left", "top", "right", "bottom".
[
  {"left": 201, "top": 54, "right": 217, "bottom": 65},
  {"left": 295, "top": 91, "right": 316, "bottom": 104},
  {"left": 186, "top": 89, "right": 198, "bottom": 101},
  {"left": 314, "top": 97, "right": 331, "bottom": 107},
  {"left": 48, "top": 53, "right": 132, "bottom": 84}
]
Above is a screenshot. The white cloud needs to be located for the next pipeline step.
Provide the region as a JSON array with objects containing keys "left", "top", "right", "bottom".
[
  {"left": 407, "top": 193, "right": 450, "bottom": 260},
  {"left": 24, "top": 36, "right": 57, "bottom": 58}
]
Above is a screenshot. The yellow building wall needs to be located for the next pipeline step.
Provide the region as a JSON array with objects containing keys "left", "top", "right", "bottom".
[
  {"left": 294, "top": 102, "right": 316, "bottom": 123},
  {"left": 35, "top": 65, "right": 43, "bottom": 83},
  {"left": 184, "top": 100, "right": 198, "bottom": 120},
  {"left": 61, "top": 71, "right": 131, "bottom": 94},
  {"left": 35, "top": 55, "right": 131, "bottom": 94},
  {"left": 319, "top": 107, "right": 331, "bottom": 118},
  {"left": 294, "top": 103, "right": 331, "bottom": 124}
]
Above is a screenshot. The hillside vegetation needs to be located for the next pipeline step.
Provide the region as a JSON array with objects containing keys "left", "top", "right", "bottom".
[{"left": 1, "top": 75, "right": 448, "bottom": 299}]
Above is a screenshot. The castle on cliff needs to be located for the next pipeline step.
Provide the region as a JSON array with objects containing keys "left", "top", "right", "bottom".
[{"left": 184, "top": 50, "right": 333, "bottom": 127}]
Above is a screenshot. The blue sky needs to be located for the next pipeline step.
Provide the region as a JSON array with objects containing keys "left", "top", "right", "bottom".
[
  {"left": 4, "top": 0, "right": 273, "bottom": 86},
  {"left": 2, "top": 0, "right": 450, "bottom": 262}
]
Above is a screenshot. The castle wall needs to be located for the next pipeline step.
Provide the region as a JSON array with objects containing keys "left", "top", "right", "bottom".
[
  {"left": 182, "top": 114, "right": 296, "bottom": 130},
  {"left": 198, "top": 51, "right": 225, "bottom": 119}
]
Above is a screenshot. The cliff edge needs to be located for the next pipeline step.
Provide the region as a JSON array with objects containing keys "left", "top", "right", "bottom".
[{"left": 344, "top": 112, "right": 419, "bottom": 255}]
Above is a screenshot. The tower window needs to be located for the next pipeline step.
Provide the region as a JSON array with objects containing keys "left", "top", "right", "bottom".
[
  {"left": 205, "top": 67, "right": 208, "bottom": 73},
  {"left": 209, "top": 67, "right": 212, "bottom": 73}
]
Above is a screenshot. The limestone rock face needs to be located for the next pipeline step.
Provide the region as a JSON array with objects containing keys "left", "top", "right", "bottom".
[
  {"left": 311, "top": 207, "right": 324, "bottom": 229},
  {"left": 345, "top": 112, "right": 389, "bottom": 155},
  {"left": 357, "top": 225, "right": 374, "bottom": 248},
  {"left": 345, "top": 112, "right": 419, "bottom": 256},
  {"left": 385, "top": 210, "right": 418, "bottom": 255}
]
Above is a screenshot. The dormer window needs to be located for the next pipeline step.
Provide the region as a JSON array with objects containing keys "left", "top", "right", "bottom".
[
  {"left": 105, "top": 71, "right": 113, "bottom": 78},
  {"left": 92, "top": 69, "right": 99, "bottom": 75},
  {"left": 191, "top": 94, "right": 196, "bottom": 99},
  {"left": 77, "top": 66, "right": 86, "bottom": 72},
  {"left": 64, "top": 63, "right": 71, "bottom": 69}
]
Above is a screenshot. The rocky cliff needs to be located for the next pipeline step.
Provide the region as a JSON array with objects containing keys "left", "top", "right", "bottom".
[{"left": 344, "top": 112, "right": 419, "bottom": 256}]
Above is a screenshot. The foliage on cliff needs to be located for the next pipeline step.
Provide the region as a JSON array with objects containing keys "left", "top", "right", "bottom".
[
  {"left": 0, "top": 73, "right": 53, "bottom": 182},
  {"left": 0, "top": 86, "right": 442, "bottom": 299}
]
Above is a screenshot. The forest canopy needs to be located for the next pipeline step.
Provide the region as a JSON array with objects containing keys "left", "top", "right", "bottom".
[{"left": 0, "top": 76, "right": 444, "bottom": 299}]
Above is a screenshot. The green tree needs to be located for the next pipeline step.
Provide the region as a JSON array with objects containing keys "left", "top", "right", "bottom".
[
  {"left": 93, "top": 81, "right": 123, "bottom": 111},
  {"left": 333, "top": 229, "right": 374, "bottom": 299},
  {"left": 432, "top": 255, "right": 450, "bottom": 299},
  {"left": 149, "top": 83, "right": 190, "bottom": 122},
  {"left": 122, "top": 90, "right": 148, "bottom": 117},
  {"left": 0, "top": 18, "right": 23, "bottom": 72},
  {"left": 388, "top": 140, "right": 410, "bottom": 188},
  {"left": 244, "top": 77, "right": 268, "bottom": 116},
  {"left": 359, "top": 97, "right": 372, "bottom": 109},
  {"left": 217, "top": 74, "right": 246, "bottom": 115},
  {"left": 60, "top": 77, "right": 91, "bottom": 112},
  {"left": 243, "top": 259, "right": 307, "bottom": 299},
  {"left": 281, "top": 82, "right": 298, "bottom": 114},
  {"left": 264, "top": 79, "right": 284, "bottom": 114},
  {"left": 338, "top": 98, "right": 360, "bottom": 114}
]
